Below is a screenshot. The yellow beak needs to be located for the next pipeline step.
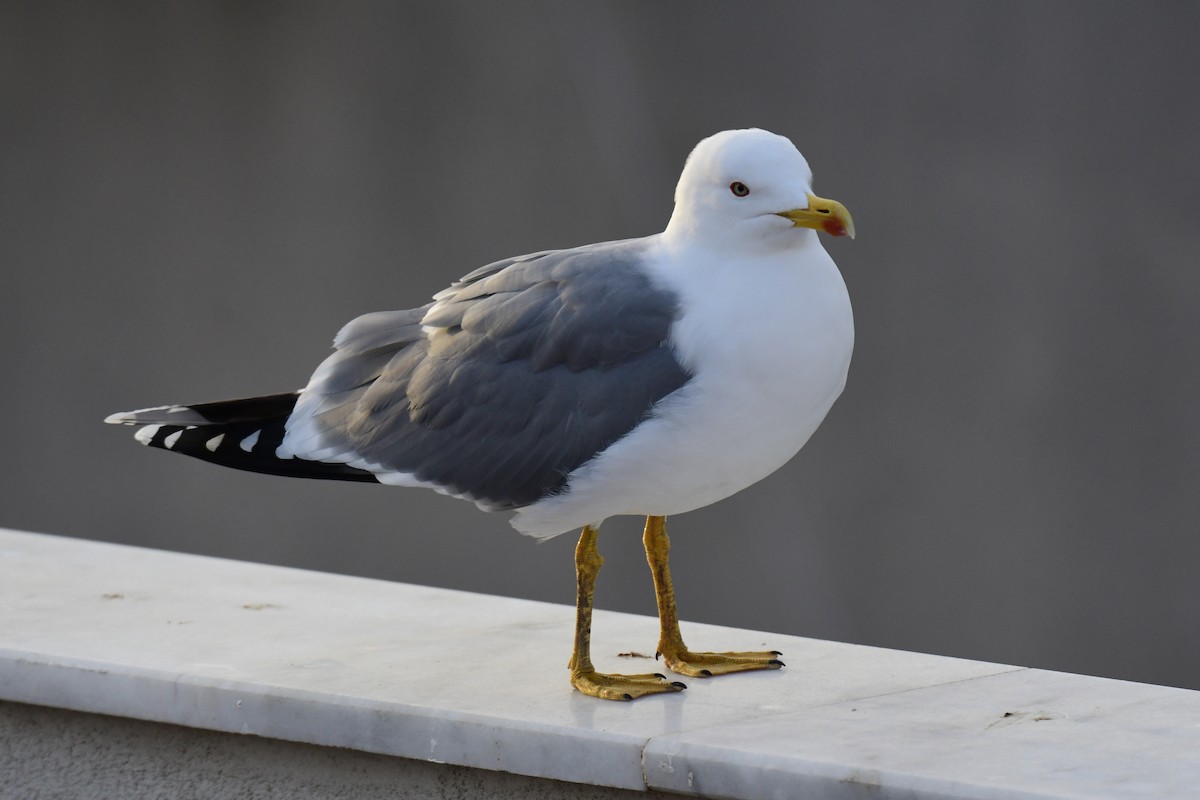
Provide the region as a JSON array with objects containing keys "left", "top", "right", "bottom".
[{"left": 777, "top": 192, "right": 856, "bottom": 239}]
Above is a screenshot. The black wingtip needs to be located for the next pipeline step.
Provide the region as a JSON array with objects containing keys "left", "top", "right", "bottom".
[{"left": 109, "top": 393, "right": 379, "bottom": 484}]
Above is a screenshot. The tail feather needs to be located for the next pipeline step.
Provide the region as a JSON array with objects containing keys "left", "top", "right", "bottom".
[{"left": 106, "top": 392, "right": 378, "bottom": 483}]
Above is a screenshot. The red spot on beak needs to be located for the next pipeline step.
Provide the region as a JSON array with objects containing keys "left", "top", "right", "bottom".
[{"left": 822, "top": 218, "right": 848, "bottom": 237}]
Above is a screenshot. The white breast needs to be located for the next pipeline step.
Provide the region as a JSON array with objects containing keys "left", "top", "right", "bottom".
[{"left": 513, "top": 235, "right": 854, "bottom": 539}]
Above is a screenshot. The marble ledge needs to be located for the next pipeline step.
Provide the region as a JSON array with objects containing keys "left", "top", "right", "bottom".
[{"left": 1, "top": 527, "right": 1197, "bottom": 799}]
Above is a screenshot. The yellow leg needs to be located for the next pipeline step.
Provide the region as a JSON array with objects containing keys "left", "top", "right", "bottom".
[
  {"left": 643, "top": 515, "right": 785, "bottom": 677},
  {"left": 569, "top": 525, "right": 686, "bottom": 700}
]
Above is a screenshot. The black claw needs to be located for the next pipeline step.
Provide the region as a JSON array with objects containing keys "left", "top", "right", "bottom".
[
  {"left": 771, "top": 651, "right": 783, "bottom": 656},
  {"left": 672, "top": 681, "right": 687, "bottom": 689},
  {"left": 654, "top": 673, "right": 667, "bottom": 680},
  {"left": 769, "top": 659, "right": 786, "bottom": 667},
  {"left": 700, "top": 669, "right": 713, "bottom": 677},
  {"left": 623, "top": 693, "right": 633, "bottom": 700}
]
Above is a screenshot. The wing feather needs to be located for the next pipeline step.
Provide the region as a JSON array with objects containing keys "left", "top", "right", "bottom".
[{"left": 280, "top": 239, "right": 692, "bottom": 510}]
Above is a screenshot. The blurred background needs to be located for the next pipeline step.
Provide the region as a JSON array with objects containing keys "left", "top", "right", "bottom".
[{"left": 3, "top": 3, "right": 1198, "bottom": 690}]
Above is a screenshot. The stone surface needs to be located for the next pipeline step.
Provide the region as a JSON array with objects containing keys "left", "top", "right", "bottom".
[
  {"left": 0, "top": 701, "right": 677, "bottom": 800},
  {"left": 644, "top": 668, "right": 1200, "bottom": 798},
  {"left": 2, "top": 527, "right": 1197, "bottom": 798}
]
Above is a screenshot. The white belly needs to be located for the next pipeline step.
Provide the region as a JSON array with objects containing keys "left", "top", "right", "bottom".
[{"left": 513, "top": 239, "right": 854, "bottom": 539}]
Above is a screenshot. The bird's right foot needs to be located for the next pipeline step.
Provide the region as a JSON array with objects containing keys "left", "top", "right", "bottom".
[{"left": 659, "top": 646, "right": 784, "bottom": 677}]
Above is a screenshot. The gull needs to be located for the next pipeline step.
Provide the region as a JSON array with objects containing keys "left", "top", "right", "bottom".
[{"left": 106, "top": 128, "right": 855, "bottom": 700}]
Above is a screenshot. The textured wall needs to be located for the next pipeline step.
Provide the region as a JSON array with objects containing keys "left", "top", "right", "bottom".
[
  {"left": 0, "top": 702, "right": 673, "bottom": 800},
  {"left": 2, "top": 3, "right": 1198, "bottom": 689}
]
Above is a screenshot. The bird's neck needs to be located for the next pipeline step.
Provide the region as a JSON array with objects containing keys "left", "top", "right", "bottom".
[{"left": 661, "top": 216, "right": 820, "bottom": 259}]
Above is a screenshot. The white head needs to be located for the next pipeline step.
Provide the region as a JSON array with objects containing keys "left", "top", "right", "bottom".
[{"left": 663, "top": 128, "right": 854, "bottom": 253}]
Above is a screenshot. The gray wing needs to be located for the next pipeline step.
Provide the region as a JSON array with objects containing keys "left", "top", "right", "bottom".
[{"left": 279, "top": 239, "right": 692, "bottom": 510}]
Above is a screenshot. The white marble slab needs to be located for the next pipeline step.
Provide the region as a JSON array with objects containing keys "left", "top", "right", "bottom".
[
  {"left": 644, "top": 668, "right": 1200, "bottom": 798},
  {"left": 1, "top": 527, "right": 1195, "bottom": 798}
]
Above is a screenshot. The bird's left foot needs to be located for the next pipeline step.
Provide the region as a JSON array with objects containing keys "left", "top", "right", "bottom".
[
  {"left": 659, "top": 648, "right": 784, "bottom": 677},
  {"left": 570, "top": 669, "right": 687, "bottom": 701}
]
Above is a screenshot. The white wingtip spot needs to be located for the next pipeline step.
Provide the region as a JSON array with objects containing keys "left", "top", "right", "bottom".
[
  {"left": 205, "top": 433, "right": 225, "bottom": 453},
  {"left": 240, "top": 430, "right": 261, "bottom": 452},
  {"left": 104, "top": 412, "right": 133, "bottom": 425},
  {"left": 163, "top": 430, "right": 183, "bottom": 449},
  {"left": 134, "top": 425, "right": 163, "bottom": 446}
]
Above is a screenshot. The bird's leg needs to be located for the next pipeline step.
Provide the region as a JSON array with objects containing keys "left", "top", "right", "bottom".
[
  {"left": 643, "top": 515, "right": 785, "bottom": 677},
  {"left": 569, "top": 525, "right": 685, "bottom": 700}
]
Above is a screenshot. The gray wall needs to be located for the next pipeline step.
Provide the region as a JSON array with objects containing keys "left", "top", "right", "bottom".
[
  {"left": 2, "top": 702, "right": 673, "bottom": 800},
  {"left": 3, "top": 3, "right": 1198, "bottom": 690}
]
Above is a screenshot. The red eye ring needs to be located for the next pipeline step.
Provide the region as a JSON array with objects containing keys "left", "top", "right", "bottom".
[{"left": 729, "top": 181, "right": 750, "bottom": 197}]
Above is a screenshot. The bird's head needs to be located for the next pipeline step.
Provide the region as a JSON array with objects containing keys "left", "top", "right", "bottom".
[{"left": 664, "top": 128, "right": 854, "bottom": 252}]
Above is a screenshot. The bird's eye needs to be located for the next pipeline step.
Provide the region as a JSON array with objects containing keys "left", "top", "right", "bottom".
[{"left": 729, "top": 181, "right": 750, "bottom": 197}]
